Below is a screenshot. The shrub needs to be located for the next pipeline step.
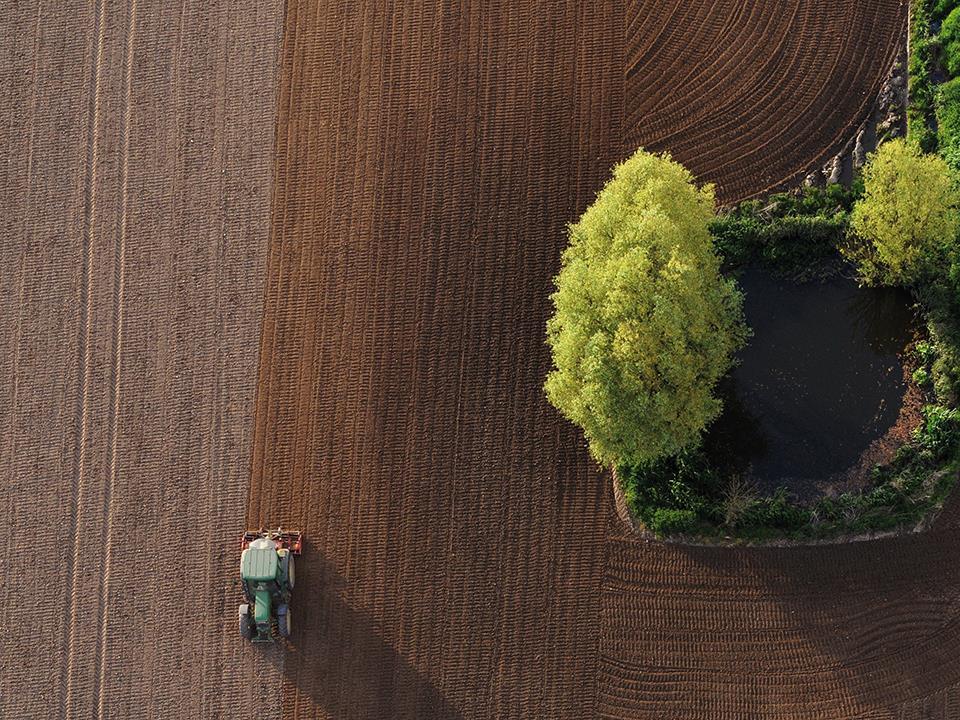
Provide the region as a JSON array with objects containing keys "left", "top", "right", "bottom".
[
  {"left": 914, "top": 404, "right": 960, "bottom": 456},
  {"left": 545, "top": 149, "right": 749, "bottom": 466},
  {"left": 934, "top": 0, "right": 960, "bottom": 22},
  {"left": 942, "top": 7, "right": 960, "bottom": 77},
  {"left": 759, "top": 215, "right": 846, "bottom": 274},
  {"left": 932, "top": 326, "right": 960, "bottom": 403},
  {"left": 619, "top": 449, "right": 723, "bottom": 510},
  {"left": 646, "top": 508, "right": 699, "bottom": 535},
  {"left": 921, "top": 297, "right": 960, "bottom": 404},
  {"left": 916, "top": 340, "right": 936, "bottom": 362},
  {"left": 910, "top": 1, "right": 939, "bottom": 151},
  {"left": 849, "top": 139, "right": 960, "bottom": 285},
  {"left": 936, "top": 78, "right": 960, "bottom": 171},
  {"left": 722, "top": 477, "right": 756, "bottom": 527},
  {"left": 710, "top": 214, "right": 765, "bottom": 267},
  {"left": 711, "top": 203, "right": 848, "bottom": 276},
  {"left": 739, "top": 489, "right": 809, "bottom": 531}
]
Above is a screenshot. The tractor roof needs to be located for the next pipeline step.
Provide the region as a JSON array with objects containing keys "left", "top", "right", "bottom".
[{"left": 240, "top": 537, "right": 278, "bottom": 582}]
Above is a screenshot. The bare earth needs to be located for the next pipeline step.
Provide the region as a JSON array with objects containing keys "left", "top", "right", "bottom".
[
  {"left": 0, "top": 2, "right": 283, "bottom": 718},
  {"left": 6, "top": 1, "right": 960, "bottom": 719},
  {"left": 250, "top": 2, "right": 960, "bottom": 720}
]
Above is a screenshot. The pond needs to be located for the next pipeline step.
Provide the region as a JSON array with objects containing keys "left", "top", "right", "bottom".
[{"left": 710, "top": 270, "right": 920, "bottom": 499}]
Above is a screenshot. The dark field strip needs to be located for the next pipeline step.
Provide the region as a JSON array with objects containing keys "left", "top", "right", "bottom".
[
  {"left": 248, "top": 1, "right": 622, "bottom": 717},
  {"left": 248, "top": 1, "right": 960, "bottom": 719}
]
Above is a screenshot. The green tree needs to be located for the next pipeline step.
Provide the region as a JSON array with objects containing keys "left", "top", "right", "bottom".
[
  {"left": 544, "top": 149, "right": 748, "bottom": 467},
  {"left": 850, "top": 139, "right": 960, "bottom": 285}
]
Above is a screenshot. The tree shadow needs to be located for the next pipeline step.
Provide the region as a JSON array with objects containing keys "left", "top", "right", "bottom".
[
  {"left": 282, "top": 545, "right": 463, "bottom": 720},
  {"left": 669, "top": 532, "right": 960, "bottom": 716}
]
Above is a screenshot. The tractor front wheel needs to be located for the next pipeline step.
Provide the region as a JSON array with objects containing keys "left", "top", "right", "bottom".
[
  {"left": 238, "top": 604, "right": 253, "bottom": 640},
  {"left": 277, "top": 604, "right": 291, "bottom": 638}
]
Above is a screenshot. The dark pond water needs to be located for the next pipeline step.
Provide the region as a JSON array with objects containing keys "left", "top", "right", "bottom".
[{"left": 714, "top": 270, "right": 917, "bottom": 497}]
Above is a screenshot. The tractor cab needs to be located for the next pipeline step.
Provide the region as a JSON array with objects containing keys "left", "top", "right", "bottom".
[
  {"left": 241, "top": 538, "right": 279, "bottom": 590},
  {"left": 238, "top": 528, "right": 301, "bottom": 643}
]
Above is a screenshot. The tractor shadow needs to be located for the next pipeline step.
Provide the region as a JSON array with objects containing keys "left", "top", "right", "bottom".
[{"left": 283, "top": 547, "right": 462, "bottom": 720}]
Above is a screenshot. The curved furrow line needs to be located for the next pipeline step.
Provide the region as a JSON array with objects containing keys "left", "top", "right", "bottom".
[
  {"left": 629, "top": 0, "right": 728, "bottom": 113},
  {"left": 649, "top": 1, "right": 842, "bottom": 166},
  {"left": 695, "top": 2, "right": 896, "bottom": 185},
  {"left": 622, "top": 0, "right": 903, "bottom": 203},
  {"left": 717, "top": 15, "right": 903, "bottom": 200},
  {"left": 635, "top": 1, "right": 803, "bottom": 150},
  {"left": 630, "top": 1, "right": 780, "bottom": 136},
  {"left": 624, "top": 0, "right": 698, "bottom": 87}
]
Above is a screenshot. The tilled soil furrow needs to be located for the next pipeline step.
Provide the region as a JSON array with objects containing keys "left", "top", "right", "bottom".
[
  {"left": 251, "top": 2, "right": 625, "bottom": 718},
  {"left": 0, "top": 10, "right": 97, "bottom": 716},
  {"left": 4, "top": 0, "right": 941, "bottom": 718},
  {"left": 597, "top": 529, "right": 960, "bottom": 718},
  {"left": 624, "top": 0, "right": 904, "bottom": 202}
]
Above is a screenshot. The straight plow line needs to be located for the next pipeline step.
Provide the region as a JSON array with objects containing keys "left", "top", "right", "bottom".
[
  {"left": 63, "top": 0, "right": 106, "bottom": 712},
  {"left": 96, "top": 1, "right": 136, "bottom": 717}
]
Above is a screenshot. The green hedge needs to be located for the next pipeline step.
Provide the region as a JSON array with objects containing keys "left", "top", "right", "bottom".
[
  {"left": 937, "top": 77, "right": 960, "bottom": 170},
  {"left": 710, "top": 184, "right": 858, "bottom": 278},
  {"left": 621, "top": 403, "right": 960, "bottom": 542},
  {"left": 910, "top": 0, "right": 939, "bottom": 152},
  {"left": 942, "top": 8, "right": 960, "bottom": 77}
]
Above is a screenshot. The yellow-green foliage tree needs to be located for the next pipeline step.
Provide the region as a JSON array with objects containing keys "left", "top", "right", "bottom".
[
  {"left": 850, "top": 139, "right": 960, "bottom": 285},
  {"left": 544, "top": 149, "right": 748, "bottom": 467}
]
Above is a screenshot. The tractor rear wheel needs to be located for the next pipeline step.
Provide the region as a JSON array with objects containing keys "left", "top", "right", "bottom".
[
  {"left": 277, "top": 604, "right": 291, "bottom": 638},
  {"left": 281, "top": 552, "right": 295, "bottom": 590},
  {"left": 238, "top": 604, "right": 253, "bottom": 640}
]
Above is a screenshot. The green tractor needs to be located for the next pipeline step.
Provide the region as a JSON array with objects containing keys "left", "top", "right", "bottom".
[{"left": 238, "top": 528, "right": 302, "bottom": 642}]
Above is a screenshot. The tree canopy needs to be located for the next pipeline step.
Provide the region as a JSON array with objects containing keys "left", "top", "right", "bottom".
[
  {"left": 850, "top": 138, "right": 960, "bottom": 285},
  {"left": 544, "top": 149, "right": 748, "bottom": 467}
]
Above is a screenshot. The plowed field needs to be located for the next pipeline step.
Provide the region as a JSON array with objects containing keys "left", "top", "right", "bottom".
[
  {"left": 248, "top": 1, "right": 960, "bottom": 719},
  {"left": 0, "top": 2, "right": 284, "bottom": 718},
  {"left": 6, "top": 1, "right": 959, "bottom": 719}
]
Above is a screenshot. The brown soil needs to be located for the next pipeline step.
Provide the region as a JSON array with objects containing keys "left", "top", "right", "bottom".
[
  {"left": 0, "top": 3, "right": 285, "bottom": 718},
  {"left": 250, "top": 1, "right": 960, "bottom": 719},
  {"left": 8, "top": 1, "right": 960, "bottom": 719},
  {"left": 624, "top": 0, "right": 906, "bottom": 203}
]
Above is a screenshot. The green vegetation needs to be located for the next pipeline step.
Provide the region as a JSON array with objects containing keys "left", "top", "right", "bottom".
[
  {"left": 711, "top": 182, "right": 860, "bottom": 279},
  {"left": 621, "top": 387, "right": 960, "bottom": 543},
  {"left": 544, "top": 149, "right": 748, "bottom": 467},
  {"left": 936, "top": 77, "right": 960, "bottom": 171},
  {"left": 848, "top": 139, "right": 960, "bottom": 285},
  {"left": 606, "top": 1, "right": 960, "bottom": 543},
  {"left": 621, "top": 145, "right": 960, "bottom": 541},
  {"left": 941, "top": 7, "right": 960, "bottom": 77},
  {"left": 934, "top": 0, "right": 960, "bottom": 22},
  {"left": 909, "top": 0, "right": 938, "bottom": 152}
]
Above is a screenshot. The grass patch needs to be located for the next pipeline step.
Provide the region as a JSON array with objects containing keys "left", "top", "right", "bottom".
[
  {"left": 942, "top": 7, "right": 960, "bottom": 76},
  {"left": 936, "top": 77, "right": 960, "bottom": 171}
]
